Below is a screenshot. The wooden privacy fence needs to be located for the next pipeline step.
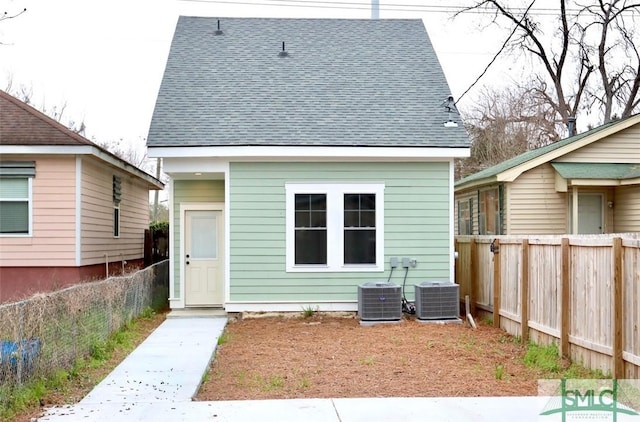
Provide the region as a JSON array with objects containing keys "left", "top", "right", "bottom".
[{"left": 455, "top": 234, "right": 640, "bottom": 378}]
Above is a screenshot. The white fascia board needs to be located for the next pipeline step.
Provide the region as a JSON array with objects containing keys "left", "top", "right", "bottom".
[
  {"left": 570, "top": 179, "right": 621, "bottom": 187},
  {"left": 621, "top": 177, "right": 640, "bottom": 186},
  {"left": 148, "top": 146, "right": 470, "bottom": 159},
  {"left": 0, "top": 145, "right": 94, "bottom": 155},
  {"left": 163, "top": 158, "right": 229, "bottom": 174}
]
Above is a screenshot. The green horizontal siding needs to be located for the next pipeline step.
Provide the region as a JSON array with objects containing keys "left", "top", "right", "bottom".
[
  {"left": 229, "top": 161, "right": 451, "bottom": 302},
  {"left": 173, "top": 180, "right": 225, "bottom": 297}
]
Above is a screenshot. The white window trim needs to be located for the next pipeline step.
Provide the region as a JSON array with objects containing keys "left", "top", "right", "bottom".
[
  {"left": 285, "top": 182, "right": 385, "bottom": 273},
  {"left": 113, "top": 204, "right": 120, "bottom": 238},
  {"left": 0, "top": 177, "right": 33, "bottom": 237}
]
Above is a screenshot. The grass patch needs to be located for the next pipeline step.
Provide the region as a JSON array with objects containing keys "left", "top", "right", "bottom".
[
  {"left": 301, "top": 305, "right": 319, "bottom": 318},
  {"left": 217, "top": 330, "right": 231, "bottom": 346},
  {"left": 494, "top": 364, "right": 505, "bottom": 380},
  {"left": 523, "top": 343, "right": 609, "bottom": 379},
  {"left": 0, "top": 311, "right": 164, "bottom": 421},
  {"left": 358, "top": 356, "right": 375, "bottom": 366},
  {"left": 524, "top": 343, "right": 561, "bottom": 373}
]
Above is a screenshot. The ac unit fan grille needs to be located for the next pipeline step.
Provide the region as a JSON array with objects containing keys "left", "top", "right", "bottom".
[
  {"left": 358, "top": 282, "right": 402, "bottom": 321},
  {"left": 415, "top": 282, "right": 459, "bottom": 320}
]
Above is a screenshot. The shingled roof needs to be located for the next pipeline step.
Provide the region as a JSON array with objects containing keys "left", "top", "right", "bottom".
[
  {"left": 0, "top": 90, "right": 163, "bottom": 189},
  {"left": 147, "top": 17, "right": 469, "bottom": 149},
  {"left": 0, "top": 90, "right": 94, "bottom": 146}
]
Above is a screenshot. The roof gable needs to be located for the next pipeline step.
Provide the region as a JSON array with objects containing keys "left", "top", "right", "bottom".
[
  {"left": 147, "top": 17, "right": 469, "bottom": 149},
  {"left": 455, "top": 114, "right": 640, "bottom": 190},
  {"left": 0, "top": 90, "right": 163, "bottom": 189},
  {"left": 0, "top": 90, "right": 94, "bottom": 147}
]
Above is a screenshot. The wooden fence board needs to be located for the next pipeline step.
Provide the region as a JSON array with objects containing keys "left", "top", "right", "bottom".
[{"left": 455, "top": 234, "right": 640, "bottom": 376}]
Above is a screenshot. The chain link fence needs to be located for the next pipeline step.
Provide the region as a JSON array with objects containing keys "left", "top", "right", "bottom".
[{"left": 0, "top": 260, "right": 168, "bottom": 389}]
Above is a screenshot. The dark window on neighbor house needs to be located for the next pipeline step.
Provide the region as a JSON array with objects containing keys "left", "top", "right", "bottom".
[
  {"left": 294, "top": 194, "right": 327, "bottom": 264},
  {"left": 113, "top": 175, "right": 122, "bottom": 238},
  {"left": 344, "top": 193, "right": 376, "bottom": 264},
  {"left": 479, "top": 188, "right": 501, "bottom": 235},
  {"left": 113, "top": 206, "right": 120, "bottom": 237},
  {"left": 0, "top": 162, "right": 35, "bottom": 235},
  {"left": 458, "top": 198, "right": 472, "bottom": 235}
]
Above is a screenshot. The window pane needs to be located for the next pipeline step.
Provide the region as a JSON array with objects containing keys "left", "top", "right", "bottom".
[
  {"left": 295, "top": 230, "right": 327, "bottom": 264},
  {"left": 0, "top": 178, "right": 28, "bottom": 198},
  {"left": 295, "top": 194, "right": 326, "bottom": 211},
  {"left": 343, "top": 194, "right": 376, "bottom": 228},
  {"left": 359, "top": 194, "right": 376, "bottom": 210},
  {"left": 344, "top": 210, "right": 359, "bottom": 227},
  {"left": 344, "top": 230, "right": 376, "bottom": 264},
  {"left": 0, "top": 201, "right": 29, "bottom": 234},
  {"left": 295, "top": 194, "right": 310, "bottom": 211},
  {"left": 310, "top": 210, "right": 326, "bottom": 227},
  {"left": 295, "top": 194, "right": 326, "bottom": 228},
  {"left": 295, "top": 211, "right": 308, "bottom": 227},
  {"left": 360, "top": 211, "right": 375, "bottom": 227},
  {"left": 344, "top": 194, "right": 360, "bottom": 210},
  {"left": 190, "top": 212, "right": 217, "bottom": 259}
]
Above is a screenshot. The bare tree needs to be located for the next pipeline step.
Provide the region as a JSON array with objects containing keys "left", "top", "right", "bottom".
[
  {"left": 4, "top": 81, "right": 87, "bottom": 135},
  {"left": 457, "top": 0, "right": 640, "bottom": 128},
  {"left": 456, "top": 84, "right": 563, "bottom": 179}
]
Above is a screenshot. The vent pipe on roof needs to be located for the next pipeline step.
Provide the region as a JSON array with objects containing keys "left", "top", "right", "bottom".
[
  {"left": 214, "top": 19, "right": 223, "bottom": 35},
  {"left": 567, "top": 116, "right": 576, "bottom": 137},
  {"left": 278, "top": 41, "right": 289, "bottom": 57},
  {"left": 371, "top": 0, "right": 379, "bottom": 19},
  {"left": 443, "top": 96, "right": 459, "bottom": 128}
]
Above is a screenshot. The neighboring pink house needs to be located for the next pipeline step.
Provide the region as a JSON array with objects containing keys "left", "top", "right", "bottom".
[{"left": 0, "top": 90, "right": 163, "bottom": 303}]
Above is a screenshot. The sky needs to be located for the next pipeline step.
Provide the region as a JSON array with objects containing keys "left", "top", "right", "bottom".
[{"left": 0, "top": 0, "right": 527, "bottom": 150}]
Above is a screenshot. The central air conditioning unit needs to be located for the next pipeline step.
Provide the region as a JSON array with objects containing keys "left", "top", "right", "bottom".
[
  {"left": 357, "top": 282, "right": 402, "bottom": 321},
  {"left": 415, "top": 281, "right": 459, "bottom": 320}
]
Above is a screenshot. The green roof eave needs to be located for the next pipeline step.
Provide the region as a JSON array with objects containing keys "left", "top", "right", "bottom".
[
  {"left": 551, "top": 162, "right": 640, "bottom": 180},
  {"left": 455, "top": 114, "right": 640, "bottom": 191}
]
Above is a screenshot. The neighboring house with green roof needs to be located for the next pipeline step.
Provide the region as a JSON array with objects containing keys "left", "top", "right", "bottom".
[
  {"left": 454, "top": 114, "right": 640, "bottom": 236},
  {"left": 146, "top": 17, "right": 470, "bottom": 312}
]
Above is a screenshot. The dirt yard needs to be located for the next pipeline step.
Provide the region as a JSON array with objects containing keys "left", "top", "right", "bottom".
[{"left": 197, "top": 313, "right": 559, "bottom": 400}]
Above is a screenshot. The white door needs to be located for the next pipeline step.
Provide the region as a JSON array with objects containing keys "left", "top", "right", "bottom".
[
  {"left": 185, "top": 210, "right": 224, "bottom": 306},
  {"left": 577, "top": 194, "right": 603, "bottom": 234}
]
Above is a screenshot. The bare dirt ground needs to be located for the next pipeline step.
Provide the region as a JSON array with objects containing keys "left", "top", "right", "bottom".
[{"left": 197, "top": 313, "right": 558, "bottom": 401}]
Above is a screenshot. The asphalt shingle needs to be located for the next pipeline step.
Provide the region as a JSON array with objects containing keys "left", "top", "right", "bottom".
[{"left": 147, "top": 17, "right": 469, "bottom": 148}]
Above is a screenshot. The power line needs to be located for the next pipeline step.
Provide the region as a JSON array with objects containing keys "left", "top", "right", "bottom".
[{"left": 178, "top": 0, "right": 580, "bottom": 16}]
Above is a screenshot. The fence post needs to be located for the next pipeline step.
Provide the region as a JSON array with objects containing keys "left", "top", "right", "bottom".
[
  {"left": 493, "top": 238, "right": 501, "bottom": 328},
  {"left": 560, "top": 237, "right": 570, "bottom": 358},
  {"left": 613, "top": 237, "right": 624, "bottom": 379},
  {"left": 469, "top": 238, "right": 477, "bottom": 315},
  {"left": 17, "top": 303, "right": 25, "bottom": 385},
  {"left": 521, "top": 239, "right": 529, "bottom": 343}
]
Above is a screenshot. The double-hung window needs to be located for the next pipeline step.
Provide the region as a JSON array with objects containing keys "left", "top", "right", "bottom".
[
  {"left": 0, "top": 162, "right": 35, "bottom": 236},
  {"left": 286, "top": 183, "right": 384, "bottom": 272}
]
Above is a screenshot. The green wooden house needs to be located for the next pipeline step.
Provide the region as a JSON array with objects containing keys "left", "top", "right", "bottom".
[{"left": 146, "top": 17, "right": 470, "bottom": 312}]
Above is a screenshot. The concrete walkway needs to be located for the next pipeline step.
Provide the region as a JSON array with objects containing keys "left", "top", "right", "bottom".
[
  {"left": 37, "top": 316, "right": 590, "bottom": 422},
  {"left": 39, "top": 317, "right": 228, "bottom": 421}
]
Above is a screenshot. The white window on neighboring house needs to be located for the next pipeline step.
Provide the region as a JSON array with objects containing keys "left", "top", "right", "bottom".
[
  {"left": 0, "top": 162, "right": 35, "bottom": 236},
  {"left": 286, "top": 183, "right": 385, "bottom": 272}
]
